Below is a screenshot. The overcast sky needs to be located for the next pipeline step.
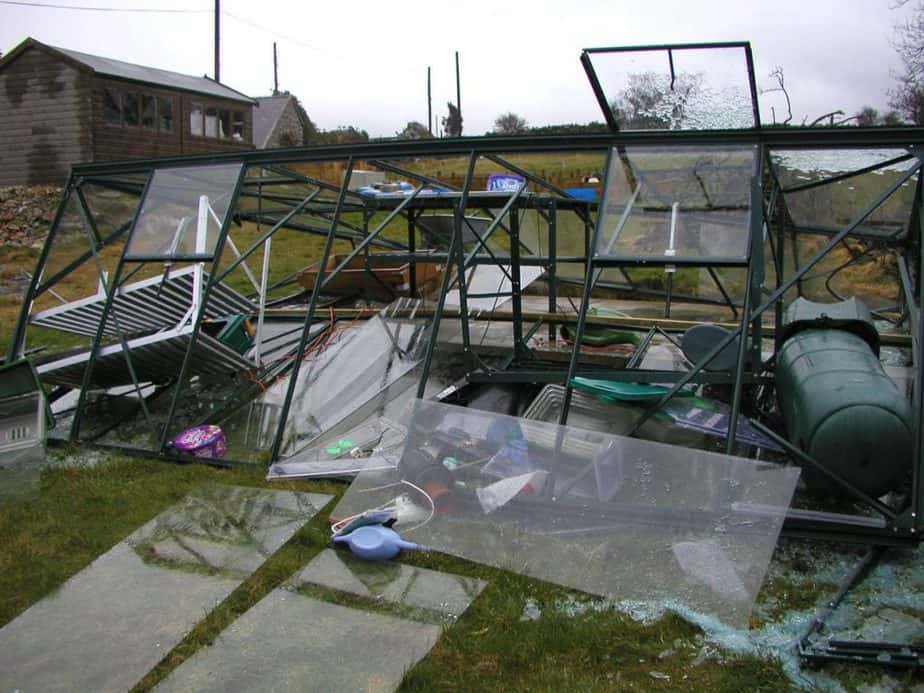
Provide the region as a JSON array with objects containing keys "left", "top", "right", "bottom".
[{"left": 0, "top": 0, "right": 917, "bottom": 136}]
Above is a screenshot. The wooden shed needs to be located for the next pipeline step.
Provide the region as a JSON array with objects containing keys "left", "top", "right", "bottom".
[{"left": 0, "top": 37, "right": 255, "bottom": 187}]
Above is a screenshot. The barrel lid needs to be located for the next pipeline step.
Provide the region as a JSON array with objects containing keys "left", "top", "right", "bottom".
[{"left": 780, "top": 297, "right": 879, "bottom": 355}]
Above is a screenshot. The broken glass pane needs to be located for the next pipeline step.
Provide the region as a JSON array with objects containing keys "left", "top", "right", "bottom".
[
  {"left": 334, "top": 400, "right": 799, "bottom": 629},
  {"left": 805, "top": 545, "right": 924, "bottom": 655},
  {"left": 770, "top": 148, "right": 917, "bottom": 240},
  {"left": 0, "top": 485, "right": 331, "bottom": 693},
  {"left": 261, "top": 305, "right": 431, "bottom": 458},
  {"left": 596, "top": 145, "right": 756, "bottom": 262},
  {"left": 125, "top": 163, "right": 243, "bottom": 259},
  {"left": 585, "top": 46, "right": 756, "bottom": 130}
]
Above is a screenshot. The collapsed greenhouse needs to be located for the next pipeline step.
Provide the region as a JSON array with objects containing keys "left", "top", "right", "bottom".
[{"left": 3, "top": 42, "right": 924, "bottom": 667}]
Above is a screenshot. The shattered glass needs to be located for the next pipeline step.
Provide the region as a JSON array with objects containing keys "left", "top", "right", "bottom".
[
  {"left": 0, "top": 485, "right": 331, "bottom": 693},
  {"left": 805, "top": 545, "right": 924, "bottom": 657},
  {"left": 586, "top": 46, "right": 757, "bottom": 131},
  {"left": 770, "top": 148, "right": 918, "bottom": 240},
  {"left": 334, "top": 400, "right": 799, "bottom": 629}
]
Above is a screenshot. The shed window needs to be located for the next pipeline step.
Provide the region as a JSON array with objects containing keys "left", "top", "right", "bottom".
[
  {"left": 141, "top": 95, "right": 156, "bottom": 129},
  {"left": 231, "top": 111, "right": 245, "bottom": 140},
  {"left": 103, "top": 88, "right": 173, "bottom": 132},
  {"left": 122, "top": 92, "right": 139, "bottom": 126},
  {"left": 103, "top": 88, "right": 121, "bottom": 124},
  {"left": 189, "top": 103, "right": 243, "bottom": 139},
  {"left": 158, "top": 97, "right": 173, "bottom": 132},
  {"left": 190, "top": 104, "right": 204, "bottom": 136},
  {"left": 204, "top": 107, "right": 219, "bottom": 138},
  {"left": 218, "top": 110, "right": 231, "bottom": 139}
]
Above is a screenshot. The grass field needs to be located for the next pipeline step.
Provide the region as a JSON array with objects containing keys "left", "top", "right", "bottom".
[{"left": 2, "top": 450, "right": 919, "bottom": 691}]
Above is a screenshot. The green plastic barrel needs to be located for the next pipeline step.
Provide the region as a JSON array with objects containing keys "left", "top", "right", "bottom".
[{"left": 775, "top": 328, "right": 912, "bottom": 497}]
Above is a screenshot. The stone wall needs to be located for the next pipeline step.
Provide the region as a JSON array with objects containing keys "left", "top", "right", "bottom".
[
  {"left": 267, "top": 98, "right": 305, "bottom": 148},
  {"left": 0, "top": 185, "right": 62, "bottom": 247}
]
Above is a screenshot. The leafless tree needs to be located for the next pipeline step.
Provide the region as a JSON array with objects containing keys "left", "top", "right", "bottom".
[
  {"left": 890, "top": 0, "right": 924, "bottom": 123},
  {"left": 761, "top": 67, "right": 792, "bottom": 125}
]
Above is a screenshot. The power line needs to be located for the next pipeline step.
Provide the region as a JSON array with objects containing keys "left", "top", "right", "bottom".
[
  {"left": 222, "top": 10, "right": 331, "bottom": 56},
  {"left": 0, "top": 0, "right": 209, "bottom": 12}
]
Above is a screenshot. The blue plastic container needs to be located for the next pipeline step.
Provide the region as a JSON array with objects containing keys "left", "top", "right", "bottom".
[{"left": 332, "top": 525, "right": 422, "bottom": 561}]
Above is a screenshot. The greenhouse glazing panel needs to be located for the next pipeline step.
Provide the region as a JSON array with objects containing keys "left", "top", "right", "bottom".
[
  {"left": 334, "top": 400, "right": 800, "bottom": 629},
  {"left": 586, "top": 45, "right": 757, "bottom": 130},
  {"left": 125, "top": 163, "right": 243, "bottom": 259},
  {"left": 596, "top": 145, "right": 757, "bottom": 262}
]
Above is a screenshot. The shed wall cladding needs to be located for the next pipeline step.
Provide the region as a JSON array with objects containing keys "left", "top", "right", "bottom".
[
  {"left": 92, "top": 77, "right": 253, "bottom": 161},
  {"left": 0, "top": 49, "right": 91, "bottom": 186}
]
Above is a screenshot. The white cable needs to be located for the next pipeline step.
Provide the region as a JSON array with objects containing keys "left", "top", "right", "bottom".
[{"left": 398, "top": 479, "right": 436, "bottom": 533}]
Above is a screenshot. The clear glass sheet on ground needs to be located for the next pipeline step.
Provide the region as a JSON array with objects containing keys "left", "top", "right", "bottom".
[
  {"left": 155, "top": 549, "right": 484, "bottom": 692},
  {"left": 296, "top": 549, "right": 486, "bottom": 622},
  {"left": 0, "top": 484, "right": 332, "bottom": 693},
  {"left": 333, "top": 400, "right": 800, "bottom": 629}
]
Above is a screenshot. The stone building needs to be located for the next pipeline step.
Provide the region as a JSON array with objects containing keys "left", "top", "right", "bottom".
[{"left": 252, "top": 93, "right": 312, "bottom": 149}]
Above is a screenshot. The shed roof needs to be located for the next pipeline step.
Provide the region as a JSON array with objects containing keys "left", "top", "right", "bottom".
[
  {"left": 0, "top": 38, "right": 254, "bottom": 104},
  {"left": 252, "top": 94, "right": 293, "bottom": 148}
]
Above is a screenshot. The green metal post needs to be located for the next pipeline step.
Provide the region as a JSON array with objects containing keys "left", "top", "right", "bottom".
[
  {"left": 548, "top": 201, "right": 558, "bottom": 342},
  {"left": 416, "top": 152, "right": 478, "bottom": 397},
  {"left": 157, "top": 166, "right": 247, "bottom": 451},
  {"left": 74, "top": 192, "right": 154, "bottom": 432},
  {"left": 71, "top": 172, "right": 153, "bottom": 441},
  {"left": 913, "top": 170, "right": 924, "bottom": 534},
  {"left": 408, "top": 209, "right": 417, "bottom": 297},
  {"left": 7, "top": 173, "right": 75, "bottom": 362},
  {"left": 454, "top": 153, "right": 479, "bottom": 372},
  {"left": 268, "top": 159, "right": 355, "bottom": 461},
  {"left": 510, "top": 201, "right": 525, "bottom": 361}
]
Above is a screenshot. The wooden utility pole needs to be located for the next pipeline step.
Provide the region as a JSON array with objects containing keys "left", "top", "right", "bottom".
[
  {"left": 455, "top": 51, "right": 461, "bottom": 131},
  {"left": 214, "top": 0, "right": 220, "bottom": 82},
  {"left": 273, "top": 42, "right": 279, "bottom": 95},
  {"left": 427, "top": 66, "right": 432, "bottom": 134}
]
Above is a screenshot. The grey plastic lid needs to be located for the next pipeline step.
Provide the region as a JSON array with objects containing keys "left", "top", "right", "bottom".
[
  {"left": 781, "top": 297, "right": 879, "bottom": 355},
  {"left": 681, "top": 323, "right": 741, "bottom": 371}
]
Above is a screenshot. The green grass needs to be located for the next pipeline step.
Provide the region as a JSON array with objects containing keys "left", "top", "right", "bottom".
[
  {"left": 0, "top": 451, "right": 797, "bottom": 692},
  {"left": 5, "top": 451, "right": 921, "bottom": 692}
]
